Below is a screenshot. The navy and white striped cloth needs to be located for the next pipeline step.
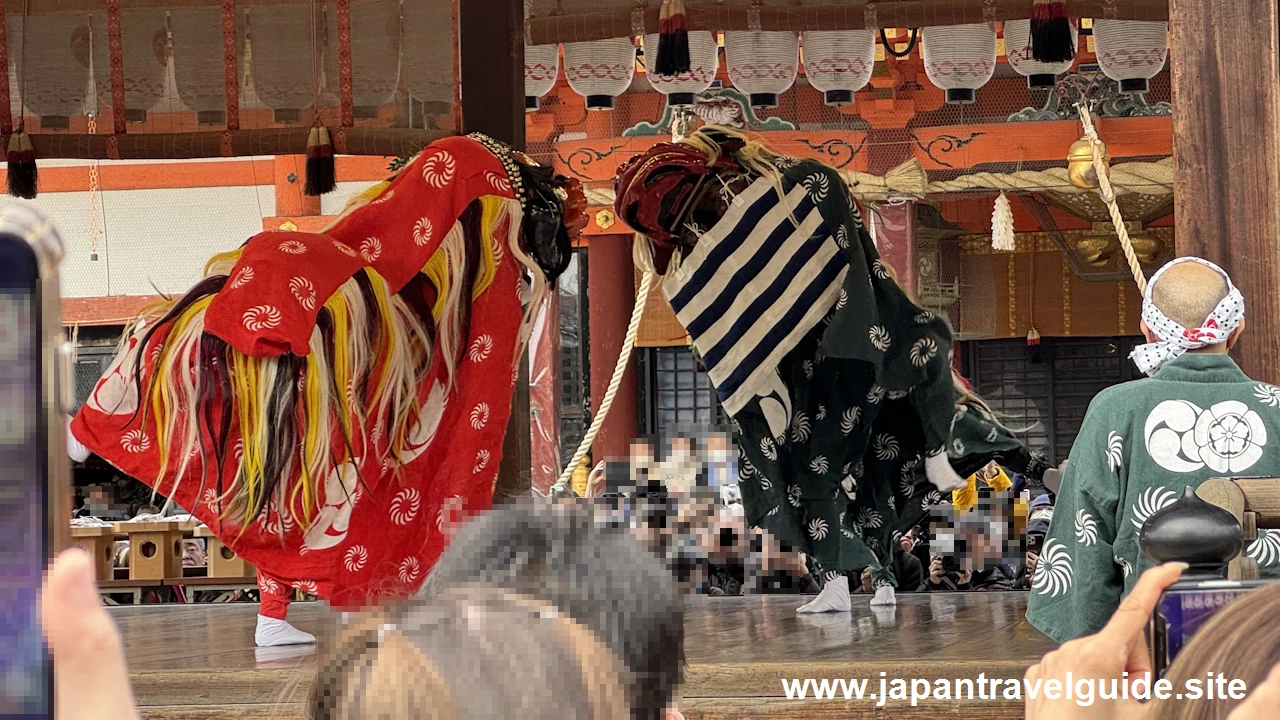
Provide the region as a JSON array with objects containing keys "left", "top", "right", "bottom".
[{"left": 664, "top": 175, "right": 848, "bottom": 416}]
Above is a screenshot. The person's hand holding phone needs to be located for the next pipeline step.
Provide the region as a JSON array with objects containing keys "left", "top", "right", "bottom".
[
  {"left": 1024, "top": 562, "right": 1187, "bottom": 720},
  {"left": 928, "top": 555, "right": 944, "bottom": 583},
  {"left": 40, "top": 548, "right": 141, "bottom": 720}
]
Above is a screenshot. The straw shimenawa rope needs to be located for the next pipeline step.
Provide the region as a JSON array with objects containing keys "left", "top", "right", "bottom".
[
  {"left": 1076, "top": 104, "right": 1149, "bottom": 294},
  {"left": 922, "top": 158, "right": 1173, "bottom": 197},
  {"left": 584, "top": 158, "right": 1173, "bottom": 208}
]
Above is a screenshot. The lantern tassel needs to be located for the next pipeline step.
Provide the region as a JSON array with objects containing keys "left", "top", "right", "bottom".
[
  {"left": 991, "top": 192, "right": 1016, "bottom": 252},
  {"left": 655, "top": 0, "right": 691, "bottom": 76},
  {"left": 1027, "top": 326, "right": 1043, "bottom": 362},
  {"left": 304, "top": 125, "right": 336, "bottom": 196},
  {"left": 6, "top": 132, "right": 37, "bottom": 199},
  {"left": 1030, "top": 0, "right": 1074, "bottom": 63}
]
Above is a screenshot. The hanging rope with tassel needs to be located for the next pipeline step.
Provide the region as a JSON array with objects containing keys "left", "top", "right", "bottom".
[
  {"left": 7, "top": 0, "right": 36, "bottom": 199},
  {"left": 1076, "top": 102, "right": 1147, "bottom": 294},
  {"left": 551, "top": 234, "right": 660, "bottom": 495},
  {"left": 304, "top": 0, "right": 335, "bottom": 196}
]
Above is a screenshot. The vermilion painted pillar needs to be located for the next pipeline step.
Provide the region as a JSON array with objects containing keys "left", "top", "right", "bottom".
[
  {"left": 587, "top": 236, "right": 640, "bottom": 464},
  {"left": 274, "top": 155, "right": 320, "bottom": 218}
]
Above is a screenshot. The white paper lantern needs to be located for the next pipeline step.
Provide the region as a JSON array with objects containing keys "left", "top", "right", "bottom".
[
  {"left": 644, "top": 31, "right": 718, "bottom": 107},
  {"left": 563, "top": 37, "right": 636, "bottom": 110},
  {"left": 1092, "top": 20, "right": 1168, "bottom": 94},
  {"left": 802, "top": 30, "right": 876, "bottom": 106},
  {"left": 248, "top": 6, "right": 319, "bottom": 121},
  {"left": 525, "top": 44, "right": 560, "bottom": 112},
  {"left": 328, "top": 0, "right": 401, "bottom": 118},
  {"left": 172, "top": 9, "right": 237, "bottom": 125},
  {"left": 15, "top": 15, "right": 91, "bottom": 124},
  {"left": 724, "top": 31, "right": 799, "bottom": 109},
  {"left": 921, "top": 24, "right": 996, "bottom": 104},
  {"left": 401, "top": 0, "right": 454, "bottom": 107},
  {"left": 1004, "top": 19, "right": 1077, "bottom": 89},
  {"left": 92, "top": 10, "right": 167, "bottom": 122}
]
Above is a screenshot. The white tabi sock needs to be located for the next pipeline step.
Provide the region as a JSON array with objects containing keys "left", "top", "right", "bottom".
[
  {"left": 925, "top": 452, "right": 967, "bottom": 492},
  {"left": 796, "top": 575, "right": 851, "bottom": 614},
  {"left": 255, "top": 614, "right": 317, "bottom": 647},
  {"left": 869, "top": 584, "right": 897, "bottom": 606}
]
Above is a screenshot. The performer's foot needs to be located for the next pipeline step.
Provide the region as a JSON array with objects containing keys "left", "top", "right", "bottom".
[
  {"left": 869, "top": 584, "right": 897, "bottom": 606},
  {"left": 255, "top": 615, "right": 317, "bottom": 647},
  {"left": 925, "top": 452, "right": 967, "bottom": 492},
  {"left": 796, "top": 575, "right": 851, "bottom": 613}
]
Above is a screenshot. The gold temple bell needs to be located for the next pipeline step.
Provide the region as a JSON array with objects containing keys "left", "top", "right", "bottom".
[{"left": 1067, "top": 136, "right": 1110, "bottom": 190}]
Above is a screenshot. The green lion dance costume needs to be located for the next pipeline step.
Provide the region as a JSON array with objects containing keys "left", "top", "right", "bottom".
[{"left": 614, "top": 127, "right": 1047, "bottom": 609}]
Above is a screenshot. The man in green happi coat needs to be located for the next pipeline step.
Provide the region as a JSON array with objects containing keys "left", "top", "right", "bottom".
[{"left": 1027, "top": 258, "right": 1280, "bottom": 643}]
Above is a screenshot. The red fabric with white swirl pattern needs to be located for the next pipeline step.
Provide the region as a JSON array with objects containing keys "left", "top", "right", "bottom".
[
  {"left": 71, "top": 139, "right": 526, "bottom": 610},
  {"left": 73, "top": 242, "right": 522, "bottom": 609},
  {"left": 204, "top": 230, "right": 366, "bottom": 356},
  {"left": 325, "top": 135, "right": 516, "bottom": 293},
  {"left": 205, "top": 135, "right": 515, "bottom": 359}
]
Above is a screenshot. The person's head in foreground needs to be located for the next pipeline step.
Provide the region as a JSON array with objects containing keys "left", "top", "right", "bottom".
[
  {"left": 1025, "top": 563, "right": 1280, "bottom": 720},
  {"left": 1132, "top": 257, "right": 1245, "bottom": 375},
  {"left": 422, "top": 501, "right": 684, "bottom": 720},
  {"left": 311, "top": 585, "right": 629, "bottom": 720}
]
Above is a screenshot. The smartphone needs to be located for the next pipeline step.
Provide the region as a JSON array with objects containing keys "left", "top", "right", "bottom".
[
  {"left": 0, "top": 204, "right": 71, "bottom": 719},
  {"left": 1150, "top": 579, "right": 1272, "bottom": 679}
]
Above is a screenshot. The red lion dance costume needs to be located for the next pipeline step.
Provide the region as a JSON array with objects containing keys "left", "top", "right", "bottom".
[{"left": 71, "top": 135, "right": 579, "bottom": 644}]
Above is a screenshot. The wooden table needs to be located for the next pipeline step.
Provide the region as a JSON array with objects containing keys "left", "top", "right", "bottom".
[
  {"left": 97, "top": 578, "right": 164, "bottom": 606},
  {"left": 163, "top": 575, "right": 259, "bottom": 604}
]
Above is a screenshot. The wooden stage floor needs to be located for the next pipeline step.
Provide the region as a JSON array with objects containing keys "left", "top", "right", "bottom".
[{"left": 118, "top": 592, "right": 1055, "bottom": 719}]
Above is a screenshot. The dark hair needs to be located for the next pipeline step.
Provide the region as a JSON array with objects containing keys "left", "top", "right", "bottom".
[
  {"left": 422, "top": 501, "right": 684, "bottom": 720},
  {"left": 310, "top": 585, "right": 629, "bottom": 719}
]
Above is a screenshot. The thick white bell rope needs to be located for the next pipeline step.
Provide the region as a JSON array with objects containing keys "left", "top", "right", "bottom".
[
  {"left": 1076, "top": 103, "right": 1148, "bottom": 294},
  {"left": 551, "top": 235, "right": 660, "bottom": 494}
]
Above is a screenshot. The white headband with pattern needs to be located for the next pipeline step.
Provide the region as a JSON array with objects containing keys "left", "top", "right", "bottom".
[{"left": 1130, "top": 257, "right": 1244, "bottom": 376}]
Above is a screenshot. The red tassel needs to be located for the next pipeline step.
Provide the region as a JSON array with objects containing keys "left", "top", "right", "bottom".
[
  {"left": 1026, "top": 327, "right": 1041, "bottom": 346},
  {"left": 655, "top": 0, "right": 690, "bottom": 76},
  {"left": 1030, "top": 0, "right": 1074, "bottom": 64},
  {"left": 304, "top": 125, "right": 336, "bottom": 196}
]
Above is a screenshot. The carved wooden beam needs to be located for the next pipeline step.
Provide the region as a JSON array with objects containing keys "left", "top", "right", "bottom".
[{"left": 12, "top": 128, "right": 448, "bottom": 160}]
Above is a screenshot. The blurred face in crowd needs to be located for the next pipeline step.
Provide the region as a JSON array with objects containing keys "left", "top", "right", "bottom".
[
  {"left": 84, "top": 485, "right": 112, "bottom": 515},
  {"left": 670, "top": 436, "right": 693, "bottom": 460},
  {"left": 705, "top": 434, "right": 732, "bottom": 462},
  {"left": 630, "top": 440, "right": 655, "bottom": 466}
]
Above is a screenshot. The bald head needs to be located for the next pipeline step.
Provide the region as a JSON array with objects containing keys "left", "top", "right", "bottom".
[{"left": 1150, "top": 261, "right": 1231, "bottom": 330}]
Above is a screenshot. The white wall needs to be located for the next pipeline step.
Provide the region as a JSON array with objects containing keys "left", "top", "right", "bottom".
[
  {"left": 9, "top": 185, "right": 275, "bottom": 298},
  {"left": 320, "top": 180, "right": 378, "bottom": 216}
]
